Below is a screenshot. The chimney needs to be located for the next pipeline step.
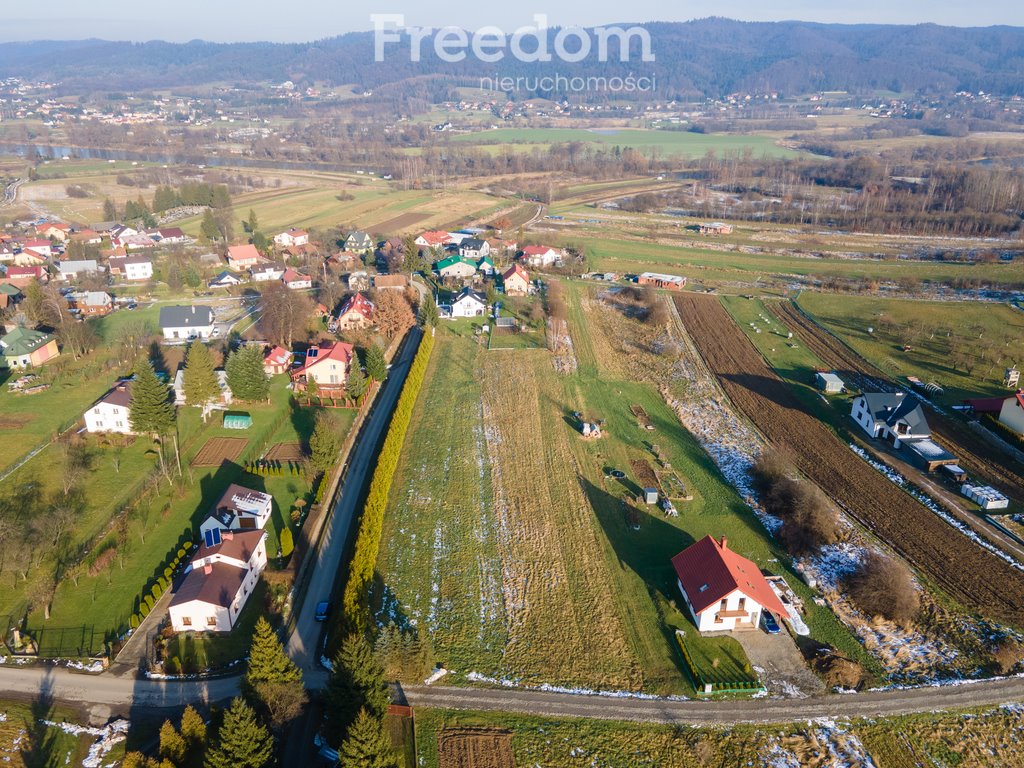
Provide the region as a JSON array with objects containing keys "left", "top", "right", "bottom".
[
  {"left": 203, "top": 564, "right": 213, "bottom": 575},
  {"left": 223, "top": 531, "right": 234, "bottom": 540},
  {"left": 720, "top": 537, "right": 728, "bottom": 550}
]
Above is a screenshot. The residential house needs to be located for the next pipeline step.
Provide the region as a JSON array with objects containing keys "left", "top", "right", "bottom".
[
  {"left": 521, "top": 245, "right": 562, "bottom": 268},
  {"left": 108, "top": 255, "right": 153, "bottom": 281},
  {"left": 332, "top": 292, "right": 375, "bottom": 332},
  {"left": 671, "top": 535, "right": 786, "bottom": 633},
  {"left": 160, "top": 305, "right": 216, "bottom": 341},
  {"left": 250, "top": 263, "right": 286, "bottom": 282},
  {"left": 0, "top": 283, "right": 22, "bottom": 309},
  {"left": 998, "top": 391, "right": 1024, "bottom": 437},
  {"left": 436, "top": 255, "right": 478, "bottom": 281},
  {"left": 263, "top": 345, "right": 292, "bottom": 375},
  {"left": 637, "top": 272, "right": 686, "bottom": 291},
  {"left": 698, "top": 222, "right": 734, "bottom": 235},
  {"left": 209, "top": 271, "right": 243, "bottom": 289},
  {"left": 172, "top": 368, "right": 233, "bottom": 411},
  {"left": 459, "top": 238, "right": 491, "bottom": 260},
  {"left": 20, "top": 239, "right": 53, "bottom": 258},
  {"left": 476, "top": 256, "right": 496, "bottom": 277},
  {"left": 69, "top": 291, "right": 113, "bottom": 316},
  {"left": 282, "top": 268, "right": 312, "bottom": 290},
  {"left": 0, "top": 244, "right": 15, "bottom": 263},
  {"left": 13, "top": 247, "right": 49, "bottom": 267},
  {"left": 2, "top": 266, "right": 47, "bottom": 288},
  {"left": 69, "top": 229, "right": 103, "bottom": 246},
  {"left": 451, "top": 287, "right": 488, "bottom": 318},
  {"left": 372, "top": 274, "right": 408, "bottom": 291},
  {"left": 199, "top": 484, "right": 273, "bottom": 538},
  {"left": 226, "top": 244, "right": 264, "bottom": 271},
  {"left": 56, "top": 260, "right": 100, "bottom": 281},
  {"left": 108, "top": 225, "right": 139, "bottom": 242},
  {"left": 119, "top": 235, "right": 157, "bottom": 251},
  {"left": 0, "top": 327, "right": 60, "bottom": 368},
  {"left": 291, "top": 341, "right": 354, "bottom": 392},
  {"left": 501, "top": 264, "right": 530, "bottom": 295},
  {"left": 37, "top": 222, "right": 71, "bottom": 242},
  {"left": 148, "top": 227, "right": 188, "bottom": 244},
  {"left": 84, "top": 381, "right": 134, "bottom": 435},
  {"left": 168, "top": 529, "right": 268, "bottom": 633},
  {"left": 347, "top": 271, "right": 370, "bottom": 292},
  {"left": 852, "top": 392, "right": 957, "bottom": 471},
  {"left": 414, "top": 231, "right": 452, "bottom": 250},
  {"left": 274, "top": 228, "right": 309, "bottom": 247},
  {"left": 345, "top": 231, "right": 374, "bottom": 253},
  {"left": 328, "top": 251, "right": 362, "bottom": 272}
]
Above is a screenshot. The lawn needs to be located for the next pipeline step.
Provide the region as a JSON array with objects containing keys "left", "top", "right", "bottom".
[
  {"left": 798, "top": 292, "right": 1024, "bottom": 405},
  {"left": 0, "top": 698, "right": 123, "bottom": 768}
]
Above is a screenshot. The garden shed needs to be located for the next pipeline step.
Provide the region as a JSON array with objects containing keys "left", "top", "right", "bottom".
[{"left": 223, "top": 412, "right": 253, "bottom": 430}]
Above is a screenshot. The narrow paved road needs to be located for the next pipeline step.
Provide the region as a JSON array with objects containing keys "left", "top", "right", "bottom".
[{"left": 285, "top": 326, "right": 424, "bottom": 686}]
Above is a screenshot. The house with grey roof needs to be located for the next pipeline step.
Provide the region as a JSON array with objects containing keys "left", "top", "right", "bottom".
[
  {"left": 851, "top": 391, "right": 957, "bottom": 471},
  {"left": 159, "top": 304, "right": 215, "bottom": 341}
]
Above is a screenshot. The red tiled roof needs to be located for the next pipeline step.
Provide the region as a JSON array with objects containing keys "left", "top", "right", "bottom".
[
  {"left": 502, "top": 264, "right": 529, "bottom": 281},
  {"left": 522, "top": 245, "right": 557, "bottom": 255},
  {"left": 264, "top": 345, "right": 290, "bottom": 365},
  {"left": 282, "top": 268, "right": 309, "bottom": 283},
  {"left": 293, "top": 342, "right": 354, "bottom": 377},
  {"left": 338, "top": 292, "right": 374, "bottom": 320},
  {"left": 227, "top": 244, "right": 262, "bottom": 262},
  {"left": 671, "top": 535, "right": 786, "bottom": 617},
  {"left": 417, "top": 230, "right": 451, "bottom": 246}
]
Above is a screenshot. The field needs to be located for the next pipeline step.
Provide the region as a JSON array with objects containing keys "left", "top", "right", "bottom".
[
  {"left": 265, "top": 442, "right": 305, "bottom": 461},
  {"left": 190, "top": 436, "right": 248, "bottom": 466},
  {"left": 797, "top": 293, "right": 1024, "bottom": 404},
  {"left": 0, "top": 698, "right": 124, "bottom": 768},
  {"left": 436, "top": 728, "right": 514, "bottom": 768},
  {"left": 767, "top": 299, "right": 1024, "bottom": 504},
  {"left": 675, "top": 292, "right": 1024, "bottom": 628},
  {"left": 446, "top": 127, "right": 799, "bottom": 158}
]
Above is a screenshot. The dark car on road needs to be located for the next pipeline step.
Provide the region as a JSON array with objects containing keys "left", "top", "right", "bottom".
[
  {"left": 761, "top": 611, "right": 781, "bottom": 634},
  {"left": 314, "top": 601, "right": 330, "bottom": 622}
]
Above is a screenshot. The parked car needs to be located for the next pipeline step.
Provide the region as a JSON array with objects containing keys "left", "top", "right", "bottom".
[
  {"left": 761, "top": 611, "right": 781, "bottom": 634},
  {"left": 314, "top": 601, "right": 330, "bottom": 622}
]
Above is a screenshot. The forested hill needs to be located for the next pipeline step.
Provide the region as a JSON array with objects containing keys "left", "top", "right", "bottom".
[{"left": 1, "top": 18, "right": 1022, "bottom": 98}]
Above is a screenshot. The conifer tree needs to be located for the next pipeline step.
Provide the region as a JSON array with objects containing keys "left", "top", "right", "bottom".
[
  {"left": 159, "top": 720, "right": 187, "bottom": 764},
  {"left": 418, "top": 293, "right": 439, "bottom": 328},
  {"left": 337, "top": 708, "right": 398, "bottom": 768},
  {"left": 226, "top": 345, "right": 270, "bottom": 402},
  {"left": 129, "top": 360, "right": 175, "bottom": 438},
  {"left": 365, "top": 342, "right": 387, "bottom": 383},
  {"left": 347, "top": 353, "right": 367, "bottom": 401},
  {"left": 203, "top": 697, "right": 273, "bottom": 768},
  {"left": 324, "top": 633, "right": 389, "bottom": 742},
  {"left": 180, "top": 704, "right": 207, "bottom": 746},
  {"left": 183, "top": 342, "right": 220, "bottom": 416},
  {"left": 201, "top": 209, "right": 220, "bottom": 242},
  {"left": 309, "top": 411, "right": 339, "bottom": 474},
  {"left": 244, "top": 616, "right": 306, "bottom": 729}
]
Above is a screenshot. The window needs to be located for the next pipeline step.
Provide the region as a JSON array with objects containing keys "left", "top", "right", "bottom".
[
  {"left": 207, "top": 616, "right": 217, "bottom": 626},
  {"left": 720, "top": 599, "right": 728, "bottom": 612},
  {"left": 181, "top": 617, "right": 192, "bottom": 626},
  {"left": 116, "top": 421, "right": 123, "bottom": 428},
  {"left": 738, "top": 597, "right": 746, "bottom": 610}
]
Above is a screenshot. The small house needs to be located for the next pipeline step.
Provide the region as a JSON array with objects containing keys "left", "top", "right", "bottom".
[
  {"left": 697, "top": 222, "right": 734, "bottom": 235},
  {"left": 160, "top": 305, "right": 215, "bottom": 341},
  {"left": 521, "top": 245, "right": 561, "bottom": 268},
  {"left": 815, "top": 372, "right": 845, "bottom": 394},
  {"left": 281, "top": 268, "right": 312, "bottom": 290},
  {"left": 415, "top": 231, "right": 451, "bottom": 250},
  {"left": 226, "top": 244, "right": 264, "bottom": 271},
  {"left": 501, "top": 264, "right": 530, "bottom": 296},
  {"left": 0, "top": 327, "right": 59, "bottom": 369},
  {"left": 70, "top": 291, "right": 114, "bottom": 317},
  {"left": 459, "top": 238, "right": 491, "bottom": 260},
  {"left": 274, "top": 228, "right": 309, "bottom": 248},
  {"left": 672, "top": 535, "right": 786, "bottom": 633},
  {"left": 851, "top": 392, "right": 929, "bottom": 449},
  {"left": 250, "top": 263, "right": 286, "bottom": 282},
  {"left": 209, "top": 271, "right": 243, "bottom": 289},
  {"left": 84, "top": 381, "right": 134, "bottom": 435},
  {"left": 108, "top": 255, "right": 153, "bottom": 281},
  {"left": 263, "top": 345, "right": 292, "bottom": 376},
  {"left": 450, "top": 288, "right": 487, "bottom": 318},
  {"left": 345, "top": 231, "right": 374, "bottom": 253},
  {"left": 332, "top": 292, "right": 375, "bottom": 332}
]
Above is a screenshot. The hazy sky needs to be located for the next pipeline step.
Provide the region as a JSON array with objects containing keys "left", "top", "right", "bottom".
[{"left": 3, "top": 0, "right": 1021, "bottom": 43}]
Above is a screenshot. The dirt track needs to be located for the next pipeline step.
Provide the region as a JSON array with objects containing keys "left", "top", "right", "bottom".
[
  {"left": 676, "top": 293, "right": 1024, "bottom": 627},
  {"left": 769, "top": 300, "right": 1024, "bottom": 504}
]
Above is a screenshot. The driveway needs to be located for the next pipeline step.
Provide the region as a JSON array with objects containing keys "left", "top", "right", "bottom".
[{"left": 734, "top": 629, "right": 824, "bottom": 698}]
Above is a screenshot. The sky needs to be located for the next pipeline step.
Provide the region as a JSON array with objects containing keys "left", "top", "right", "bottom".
[{"left": 2, "top": 0, "right": 1021, "bottom": 43}]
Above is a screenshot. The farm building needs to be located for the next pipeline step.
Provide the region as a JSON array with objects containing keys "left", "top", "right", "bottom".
[
  {"left": 0, "top": 327, "right": 59, "bottom": 369},
  {"left": 223, "top": 412, "right": 252, "bottom": 430},
  {"left": 815, "top": 372, "right": 845, "bottom": 394},
  {"left": 637, "top": 272, "right": 686, "bottom": 291},
  {"left": 672, "top": 535, "right": 786, "bottom": 633},
  {"left": 84, "top": 380, "right": 135, "bottom": 435},
  {"left": 697, "top": 222, "right": 734, "bottom": 235},
  {"left": 962, "top": 484, "right": 1009, "bottom": 510},
  {"left": 168, "top": 529, "right": 267, "bottom": 633}
]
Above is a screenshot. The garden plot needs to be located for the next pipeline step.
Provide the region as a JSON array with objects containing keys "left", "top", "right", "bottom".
[
  {"left": 437, "top": 728, "right": 515, "bottom": 768},
  {"left": 190, "top": 437, "right": 248, "bottom": 466}
]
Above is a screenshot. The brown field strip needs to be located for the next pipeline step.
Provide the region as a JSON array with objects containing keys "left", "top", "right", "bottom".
[
  {"left": 265, "top": 442, "right": 305, "bottom": 461},
  {"left": 769, "top": 300, "right": 1024, "bottom": 503},
  {"left": 438, "top": 728, "right": 515, "bottom": 768},
  {"left": 676, "top": 293, "right": 1024, "bottom": 627},
  {"left": 369, "top": 211, "right": 431, "bottom": 232},
  {"left": 190, "top": 437, "right": 248, "bottom": 466}
]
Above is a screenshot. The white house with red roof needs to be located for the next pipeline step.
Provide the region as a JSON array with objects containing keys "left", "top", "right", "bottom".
[
  {"left": 226, "top": 244, "right": 265, "bottom": 271},
  {"left": 671, "top": 535, "right": 786, "bottom": 633},
  {"left": 14, "top": 243, "right": 50, "bottom": 265},
  {"left": 281, "top": 268, "right": 312, "bottom": 290},
  {"left": 521, "top": 245, "right": 562, "bottom": 268},
  {"left": 501, "top": 264, "right": 531, "bottom": 295},
  {"left": 168, "top": 529, "right": 268, "bottom": 633},
  {"left": 36, "top": 223, "right": 71, "bottom": 242},
  {"left": 414, "top": 231, "right": 452, "bottom": 249},
  {"left": 331, "top": 292, "right": 375, "bottom": 332},
  {"left": 998, "top": 391, "right": 1024, "bottom": 436},
  {"left": 292, "top": 341, "right": 354, "bottom": 391},
  {"left": 274, "top": 228, "right": 309, "bottom": 247},
  {"left": 84, "top": 380, "right": 135, "bottom": 435},
  {"left": 263, "top": 345, "right": 292, "bottom": 375}
]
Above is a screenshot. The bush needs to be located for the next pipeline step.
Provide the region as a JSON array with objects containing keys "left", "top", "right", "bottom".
[
  {"left": 176, "top": 547, "right": 186, "bottom": 560},
  {"left": 88, "top": 547, "right": 117, "bottom": 577},
  {"left": 163, "top": 567, "right": 173, "bottom": 581},
  {"left": 140, "top": 603, "right": 150, "bottom": 618},
  {"left": 157, "top": 576, "right": 167, "bottom": 591},
  {"left": 989, "top": 638, "right": 1024, "bottom": 675},
  {"left": 129, "top": 614, "right": 140, "bottom": 630},
  {"left": 280, "top": 527, "right": 294, "bottom": 558},
  {"left": 751, "top": 451, "right": 839, "bottom": 556},
  {"left": 842, "top": 551, "right": 920, "bottom": 623}
]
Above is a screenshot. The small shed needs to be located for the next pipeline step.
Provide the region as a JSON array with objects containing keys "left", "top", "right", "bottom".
[
  {"left": 642, "top": 487, "right": 659, "bottom": 505},
  {"left": 815, "top": 372, "right": 845, "bottom": 394},
  {"left": 962, "top": 484, "right": 1009, "bottom": 510},
  {"left": 223, "top": 412, "right": 253, "bottom": 430}
]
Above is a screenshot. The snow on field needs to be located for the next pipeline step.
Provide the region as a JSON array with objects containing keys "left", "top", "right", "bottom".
[{"left": 41, "top": 718, "right": 128, "bottom": 768}]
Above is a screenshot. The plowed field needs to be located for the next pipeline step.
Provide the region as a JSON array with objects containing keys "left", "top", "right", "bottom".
[
  {"left": 438, "top": 728, "right": 515, "bottom": 768},
  {"left": 676, "top": 293, "right": 1024, "bottom": 627},
  {"left": 769, "top": 300, "right": 1024, "bottom": 503},
  {"left": 190, "top": 437, "right": 247, "bottom": 466}
]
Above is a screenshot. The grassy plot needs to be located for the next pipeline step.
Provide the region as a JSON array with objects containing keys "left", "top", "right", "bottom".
[
  {"left": 0, "top": 698, "right": 122, "bottom": 768},
  {"left": 797, "top": 292, "right": 1024, "bottom": 404}
]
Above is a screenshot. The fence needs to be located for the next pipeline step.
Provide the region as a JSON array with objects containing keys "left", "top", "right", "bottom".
[
  {"left": 1, "top": 616, "right": 106, "bottom": 659},
  {"left": 674, "top": 631, "right": 764, "bottom": 695}
]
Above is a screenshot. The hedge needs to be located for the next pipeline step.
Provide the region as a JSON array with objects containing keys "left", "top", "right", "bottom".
[{"left": 342, "top": 330, "right": 435, "bottom": 630}]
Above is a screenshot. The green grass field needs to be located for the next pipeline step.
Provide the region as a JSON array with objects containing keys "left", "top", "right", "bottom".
[
  {"left": 797, "top": 293, "right": 1024, "bottom": 404},
  {"left": 0, "top": 698, "right": 123, "bottom": 768},
  {"left": 446, "top": 127, "right": 799, "bottom": 158}
]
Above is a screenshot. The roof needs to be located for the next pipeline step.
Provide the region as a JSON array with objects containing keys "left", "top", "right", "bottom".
[
  {"left": 295, "top": 342, "right": 354, "bottom": 376},
  {"left": 522, "top": 245, "right": 557, "bottom": 255},
  {"left": 338, "top": 292, "right": 375, "bottom": 319},
  {"left": 860, "top": 392, "right": 928, "bottom": 432},
  {"left": 282, "top": 268, "right": 309, "bottom": 283},
  {"left": 436, "top": 254, "right": 477, "bottom": 272},
  {"left": 417, "top": 230, "right": 451, "bottom": 246},
  {"left": 816, "top": 372, "right": 844, "bottom": 386},
  {"left": 97, "top": 382, "right": 132, "bottom": 409},
  {"left": 170, "top": 549, "right": 253, "bottom": 609},
  {"left": 671, "top": 535, "right": 786, "bottom": 617},
  {"left": 282, "top": 228, "right": 308, "bottom": 237},
  {"left": 502, "top": 264, "right": 529, "bottom": 282},
  {"left": 903, "top": 438, "right": 957, "bottom": 463},
  {"left": 346, "top": 230, "right": 371, "bottom": 242},
  {"left": 227, "top": 244, "right": 262, "bottom": 262},
  {"left": 0, "top": 284, "right": 22, "bottom": 296},
  {"left": 213, "top": 484, "right": 272, "bottom": 517},
  {"left": 461, "top": 238, "right": 487, "bottom": 250},
  {"left": 454, "top": 287, "right": 487, "bottom": 305},
  {"left": 159, "top": 304, "right": 214, "bottom": 328},
  {"left": 4, "top": 266, "right": 44, "bottom": 278},
  {"left": 82, "top": 291, "right": 112, "bottom": 306},
  {"left": 57, "top": 260, "right": 98, "bottom": 273},
  {"left": 264, "top": 345, "right": 291, "bottom": 365},
  {"left": 0, "top": 327, "right": 55, "bottom": 356},
  {"left": 156, "top": 227, "right": 186, "bottom": 239},
  {"left": 638, "top": 272, "right": 686, "bottom": 285},
  {"left": 967, "top": 397, "right": 1009, "bottom": 414}
]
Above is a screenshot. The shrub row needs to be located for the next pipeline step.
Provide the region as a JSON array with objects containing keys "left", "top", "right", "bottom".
[
  {"left": 342, "top": 331, "right": 435, "bottom": 631},
  {"left": 245, "top": 459, "right": 306, "bottom": 477},
  {"left": 127, "top": 539, "right": 193, "bottom": 631}
]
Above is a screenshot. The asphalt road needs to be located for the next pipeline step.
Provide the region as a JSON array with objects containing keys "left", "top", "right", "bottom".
[{"left": 285, "top": 325, "right": 424, "bottom": 686}]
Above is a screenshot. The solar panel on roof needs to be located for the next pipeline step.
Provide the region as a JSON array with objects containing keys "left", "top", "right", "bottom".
[{"left": 204, "top": 529, "right": 221, "bottom": 548}]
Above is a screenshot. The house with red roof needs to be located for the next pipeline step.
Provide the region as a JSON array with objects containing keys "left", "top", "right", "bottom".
[
  {"left": 521, "top": 245, "right": 562, "bottom": 268},
  {"left": 291, "top": 341, "right": 354, "bottom": 393},
  {"left": 331, "top": 292, "right": 375, "bottom": 332},
  {"left": 671, "top": 535, "right": 786, "bottom": 633},
  {"left": 501, "top": 263, "right": 531, "bottom": 296},
  {"left": 13, "top": 246, "right": 49, "bottom": 266},
  {"left": 263, "top": 345, "right": 292, "bottom": 376},
  {"left": 274, "top": 228, "right": 309, "bottom": 248},
  {"left": 414, "top": 230, "right": 452, "bottom": 249},
  {"left": 226, "top": 244, "right": 265, "bottom": 271},
  {"left": 2, "top": 265, "right": 48, "bottom": 287},
  {"left": 282, "top": 268, "right": 312, "bottom": 290}
]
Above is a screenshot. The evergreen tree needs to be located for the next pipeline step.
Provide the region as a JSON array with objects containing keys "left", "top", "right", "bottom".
[
  {"left": 347, "top": 353, "right": 367, "bottom": 401},
  {"left": 324, "top": 633, "right": 390, "bottom": 742},
  {"left": 129, "top": 360, "right": 174, "bottom": 438},
  {"left": 159, "top": 720, "right": 187, "bottom": 764},
  {"left": 337, "top": 708, "right": 398, "bottom": 768},
  {"left": 182, "top": 342, "right": 220, "bottom": 416},
  {"left": 200, "top": 209, "right": 221, "bottom": 242},
  {"left": 203, "top": 697, "right": 273, "bottom": 768},
  {"left": 244, "top": 616, "right": 307, "bottom": 730},
  {"left": 246, "top": 209, "right": 259, "bottom": 234},
  {"left": 226, "top": 345, "right": 270, "bottom": 402},
  {"left": 102, "top": 198, "right": 118, "bottom": 221},
  {"left": 180, "top": 704, "right": 207, "bottom": 745},
  {"left": 309, "top": 411, "right": 339, "bottom": 474},
  {"left": 418, "top": 293, "right": 439, "bottom": 328},
  {"left": 365, "top": 343, "right": 387, "bottom": 383}
]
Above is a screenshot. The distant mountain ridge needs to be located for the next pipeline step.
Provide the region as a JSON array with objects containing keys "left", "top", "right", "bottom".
[{"left": 1, "top": 18, "right": 1022, "bottom": 98}]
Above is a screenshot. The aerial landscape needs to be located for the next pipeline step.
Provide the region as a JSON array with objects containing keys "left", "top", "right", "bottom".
[{"left": 2, "top": 1, "right": 1024, "bottom": 766}]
